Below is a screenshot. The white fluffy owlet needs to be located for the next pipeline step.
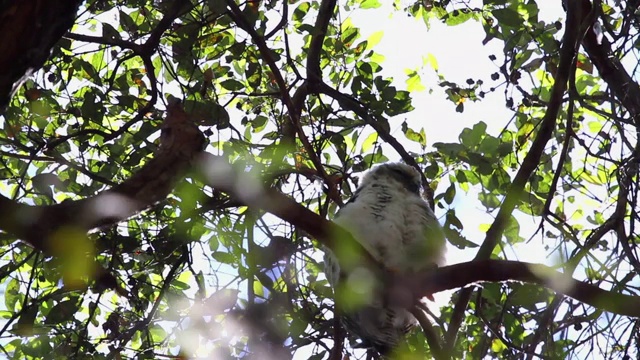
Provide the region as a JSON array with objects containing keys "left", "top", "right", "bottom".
[{"left": 323, "top": 162, "right": 446, "bottom": 355}]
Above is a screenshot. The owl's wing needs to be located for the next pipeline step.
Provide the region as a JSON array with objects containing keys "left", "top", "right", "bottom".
[
  {"left": 323, "top": 191, "right": 359, "bottom": 286},
  {"left": 323, "top": 189, "right": 364, "bottom": 286},
  {"left": 416, "top": 201, "right": 447, "bottom": 265},
  {"left": 414, "top": 201, "right": 447, "bottom": 301}
]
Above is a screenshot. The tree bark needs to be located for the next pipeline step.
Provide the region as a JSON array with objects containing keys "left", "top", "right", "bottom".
[{"left": 0, "top": 0, "right": 83, "bottom": 109}]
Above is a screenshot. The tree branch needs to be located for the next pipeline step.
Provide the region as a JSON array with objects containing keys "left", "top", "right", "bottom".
[
  {"left": 64, "top": 32, "right": 141, "bottom": 52},
  {"left": 445, "top": 0, "right": 586, "bottom": 346},
  {"left": 401, "top": 260, "right": 640, "bottom": 317},
  {"left": 580, "top": 0, "right": 640, "bottom": 124},
  {"left": 306, "top": 0, "right": 337, "bottom": 79},
  {"left": 197, "top": 153, "right": 380, "bottom": 272},
  {"left": 0, "top": 102, "right": 205, "bottom": 254},
  {"left": 0, "top": 0, "right": 83, "bottom": 110},
  {"left": 198, "top": 156, "right": 640, "bottom": 319},
  {"left": 225, "top": 0, "right": 338, "bottom": 203},
  {"left": 315, "top": 82, "right": 436, "bottom": 207},
  {"left": 411, "top": 306, "right": 447, "bottom": 360}
]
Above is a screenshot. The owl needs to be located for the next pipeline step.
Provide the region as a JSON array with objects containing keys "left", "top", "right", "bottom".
[{"left": 323, "top": 162, "right": 446, "bottom": 355}]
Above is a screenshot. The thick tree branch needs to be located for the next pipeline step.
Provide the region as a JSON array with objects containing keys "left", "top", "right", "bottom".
[
  {"left": 580, "top": 0, "right": 640, "bottom": 124},
  {"left": 475, "top": 0, "right": 583, "bottom": 262},
  {"left": 197, "top": 153, "right": 380, "bottom": 272},
  {"left": 0, "top": 1, "right": 203, "bottom": 296},
  {"left": 402, "top": 260, "right": 640, "bottom": 317},
  {"left": 306, "top": 0, "right": 337, "bottom": 79},
  {"left": 291, "top": 0, "right": 337, "bottom": 136},
  {"left": 0, "top": 0, "right": 82, "bottom": 110},
  {"left": 328, "top": 314, "right": 344, "bottom": 360}
]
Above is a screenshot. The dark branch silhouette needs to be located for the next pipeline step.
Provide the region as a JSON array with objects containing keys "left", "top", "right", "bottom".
[{"left": 0, "top": 0, "right": 82, "bottom": 110}]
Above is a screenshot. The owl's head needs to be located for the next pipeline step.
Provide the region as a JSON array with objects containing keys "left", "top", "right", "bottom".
[{"left": 360, "top": 162, "right": 422, "bottom": 194}]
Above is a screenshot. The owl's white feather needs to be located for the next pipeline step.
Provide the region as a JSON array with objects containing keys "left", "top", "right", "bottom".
[{"left": 324, "top": 162, "right": 446, "bottom": 354}]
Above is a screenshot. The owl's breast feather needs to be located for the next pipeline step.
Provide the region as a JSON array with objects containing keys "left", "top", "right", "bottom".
[{"left": 334, "top": 190, "right": 408, "bottom": 264}]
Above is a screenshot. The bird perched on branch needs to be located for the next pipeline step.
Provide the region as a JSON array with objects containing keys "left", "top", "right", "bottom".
[{"left": 323, "top": 162, "right": 446, "bottom": 355}]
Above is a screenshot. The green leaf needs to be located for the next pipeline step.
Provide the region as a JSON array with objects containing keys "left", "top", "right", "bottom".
[
  {"left": 246, "top": 61, "right": 262, "bottom": 89},
  {"left": 171, "top": 280, "right": 191, "bottom": 290},
  {"left": 293, "top": 2, "right": 310, "bottom": 21},
  {"left": 406, "top": 71, "right": 426, "bottom": 92},
  {"left": 15, "top": 305, "right": 38, "bottom": 336},
  {"left": 150, "top": 324, "right": 168, "bottom": 342},
  {"left": 478, "top": 191, "right": 501, "bottom": 209},
  {"left": 444, "top": 9, "right": 475, "bottom": 26},
  {"left": 443, "top": 227, "right": 478, "bottom": 249},
  {"left": 360, "top": 0, "right": 382, "bottom": 9},
  {"left": 28, "top": 100, "right": 52, "bottom": 118},
  {"left": 119, "top": 10, "right": 138, "bottom": 33},
  {"left": 446, "top": 210, "right": 463, "bottom": 230},
  {"left": 504, "top": 216, "right": 523, "bottom": 244},
  {"left": 212, "top": 251, "right": 236, "bottom": 264},
  {"left": 205, "top": 289, "right": 239, "bottom": 312},
  {"left": 386, "top": 90, "right": 414, "bottom": 116},
  {"left": 434, "top": 142, "right": 466, "bottom": 157},
  {"left": 366, "top": 31, "right": 384, "bottom": 50},
  {"left": 459, "top": 121, "right": 487, "bottom": 147},
  {"left": 425, "top": 53, "right": 438, "bottom": 71},
  {"left": 21, "top": 336, "right": 52, "bottom": 357},
  {"left": 492, "top": 8, "right": 523, "bottom": 28},
  {"left": 76, "top": 59, "right": 102, "bottom": 85},
  {"left": 361, "top": 132, "right": 378, "bottom": 152},
  {"left": 510, "top": 284, "right": 550, "bottom": 310},
  {"left": 220, "top": 79, "right": 245, "bottom": 91},
  {"left": 443, "top": 184, "right": 456, "bottom": 204},
  {"left": 401, "top": 121, "right": 426, "bottom": 146},
  {"left": 45, "top": 299, "right": 79, "bottom": 325},
  {"left": 491, "top": 338, "right": 507, "bottom": 353},
  {"left": 479, "top": 135, "right": 499, "bottom": 155},
  {"left": 102, "top": 23, "right": 121, "bottom": 41},
  {"left": 253, "top": 278, "right": 264, "bottom": 297}
]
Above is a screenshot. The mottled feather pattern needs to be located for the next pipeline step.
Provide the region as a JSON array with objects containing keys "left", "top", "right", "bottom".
[{"left": 324, "top": 163, "right": 446, "bottom": 355}]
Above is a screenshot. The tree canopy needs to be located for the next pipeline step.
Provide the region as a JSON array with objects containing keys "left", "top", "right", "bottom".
[{"left": 0, "top": 0, "right": 639, "bottom": 359}]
